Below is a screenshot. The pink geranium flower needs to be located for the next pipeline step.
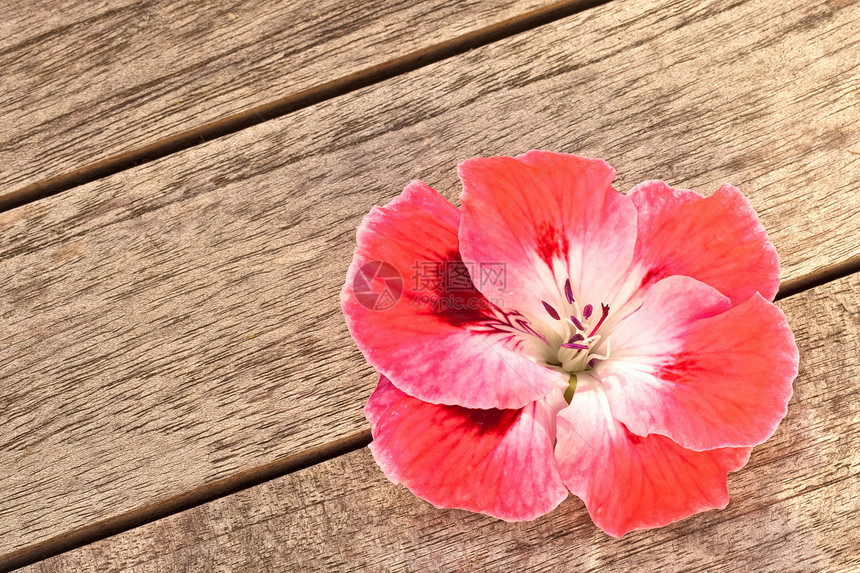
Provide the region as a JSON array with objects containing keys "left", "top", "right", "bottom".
[{"left": 341, "top": 151, "right": 798, "bottom": 537}]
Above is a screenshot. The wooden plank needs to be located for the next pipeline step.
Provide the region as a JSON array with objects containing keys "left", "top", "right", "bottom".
[
  {"left": 19, "top": 273, "right": 860, "bottom": 573},
  {"left": 0, "top": 0, "right": 137, "bottom": 50},
  {"left": 2, "top": 0, "right": 859, "bottom": 561},
  {"left": 0, "top": 0, "right": 556, "bottom": 195}
]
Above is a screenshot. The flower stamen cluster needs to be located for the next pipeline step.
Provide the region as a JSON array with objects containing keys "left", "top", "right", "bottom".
[{"left": 541, "top": 278, "right": 611, "bottom": 377}]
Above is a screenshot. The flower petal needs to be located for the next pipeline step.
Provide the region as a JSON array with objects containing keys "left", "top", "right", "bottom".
[
  {"left": 599, "top": 275, "right": 798, "bottom": 451},
  {"left": 458, "top": 151, "right": 638, "bottom": 318},
  {"left": 555, "top": 376, "right": 752, "bottom": 538},
  {"left": 341, "top": 180, "right": 562, "bottom": 409},
  {"left": 627, "top": 181, "right": 780, "bottom": 305},
  {"left": 366, "top": 376, "right": 569, "bottom": 521}
]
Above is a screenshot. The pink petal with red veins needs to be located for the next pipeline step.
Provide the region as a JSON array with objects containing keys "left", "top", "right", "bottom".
[
  {"left": 366, "top": 376, "right": 569, "bottom": 521},
  {"left": 457, "top": 151, "right": 638, "bottom": 318},
  {"left": 627, "top": 181, "right": 780, "bottom": 306},
  {"left": 341, "top": 180, "right": 562, "bottom": 410},
  {"left": 599, "top": 275, "right": 798, "bottom": 451},
  {"left": 555, "top": 376, "right": 752, "bottom": 538}
]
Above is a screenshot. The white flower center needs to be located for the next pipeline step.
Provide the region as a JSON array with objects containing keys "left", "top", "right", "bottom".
[
  {"left": 555, "top": 309, "right": 611, "bottom": 372},
  {"left": 466, "top": 279, "right": 612, "bottom": 403},
  {"left": 539, "top": 279, "right": 613, "bottom": 401}
]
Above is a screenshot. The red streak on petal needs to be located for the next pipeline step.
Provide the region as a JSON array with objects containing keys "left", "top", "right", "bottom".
[
  {"left": 657, "top": 354, "right": 702, "bottom": 384},
  {"left": 463, "top": 406, "right": 522, "bottom": 437},
  {"left": 535, "top": 222, "right": 569, "bottom": 266},
  {"left": 639, "top": 264, "right": 668, "bottom": 290},
  {"left": 622, "top": 424, "right": 644, "bottom": 445}
]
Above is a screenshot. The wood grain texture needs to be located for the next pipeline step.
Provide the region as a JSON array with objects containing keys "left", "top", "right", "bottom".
[
  {"left": 20, "top": 273, "right": 860, "bottom": 573},
  {"left": 0, "top": 0, "right": 552, "bottom": 194},
  {"left": 0, "top": 0, "right": 136, "bottom": 50},
  {"left": 2, "top": 0, "right": 859, "bottom": 560}
]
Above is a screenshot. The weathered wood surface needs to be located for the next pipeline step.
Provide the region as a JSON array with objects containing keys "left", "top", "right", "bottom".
[
  {"left": 2, "top": 0, "right": 859, "bottom": 560},
  {"left": 0, "top": 0, "right": 553, "bottom": 194},
  {"left": 0, "top": 0, "right": 133, "bottom": 50},
  {"left": 21, "top": 273, "right": 860, "bottom": 572}
]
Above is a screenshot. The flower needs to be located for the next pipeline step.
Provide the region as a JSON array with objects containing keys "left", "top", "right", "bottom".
[{"left": 341, "top": 151, "right": 798, "bottom": 537}]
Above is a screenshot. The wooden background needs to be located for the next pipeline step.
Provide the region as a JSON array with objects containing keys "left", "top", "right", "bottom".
[{"left": 1, "top": 0, "right": 858, "bottom": 570}]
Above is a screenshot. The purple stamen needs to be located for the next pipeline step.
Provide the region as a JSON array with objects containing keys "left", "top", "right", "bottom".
[
  {"left": 588, "top": 358, "right": 597, "bottom": 368},
  {"left": 564, "top": 279, "right": 574, "bottom": 304},
  {"left": 542, "top": 301, "right": 560, "bottom": 320},
  {"left": 570, "top": 315, "right": 584, "bottom": 330},
  {"left": 587, "top": 303, "right": 610, "bottom": 337},
  {"left": 568, "top": 333, "right": 584, "bottom": 343},
  {"left": 562, "top": 342, "right": 590, "bottom": 350},
  {"left": 583, "top": 304, "right": 593, "bottom": 319}
]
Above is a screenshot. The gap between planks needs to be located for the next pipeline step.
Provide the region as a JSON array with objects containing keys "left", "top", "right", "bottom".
[
  {"left": 0, "top": 0, "right": 610, "bottom": 214},
  {"left": 2, "top": 261, "right": 857, "bottom": 573},
  {"left": 0, "top": 431, "right": 371, "bottom": 572},
  {"left": 776, "top": 253, "right": 860, "bottom": 299}
]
